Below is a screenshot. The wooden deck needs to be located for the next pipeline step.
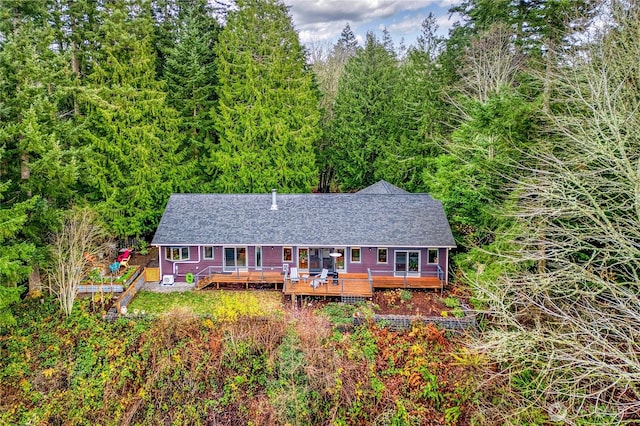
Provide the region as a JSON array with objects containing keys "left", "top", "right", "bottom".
[
  {"left": 372, "top": 275, "right": 442, "bottom": 290},
  {"left": 196, "top": 270, "right": 443, "bottom": 298},
  {"left": 196, "top": 271, "right": 285, "bottom": 290},
  {"left": 283, "top": 274, "right": 373, "bottom": 299}
]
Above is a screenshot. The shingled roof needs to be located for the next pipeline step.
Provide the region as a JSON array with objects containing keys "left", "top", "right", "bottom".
[
  {"left": 151, "top": 181, "right": 455, "bottom": 248},
  {"left": 356, "top": 179, "right": 409, "bottom": 194}
]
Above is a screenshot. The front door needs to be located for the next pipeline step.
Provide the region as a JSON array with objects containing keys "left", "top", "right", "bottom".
[{"left": 395, "top": 251, "right": 420, "bottom": 276}]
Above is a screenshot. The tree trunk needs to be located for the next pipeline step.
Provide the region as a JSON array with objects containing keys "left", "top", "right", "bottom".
[{"left": 28, "top": 264, "right": 42, "bottom": 295}]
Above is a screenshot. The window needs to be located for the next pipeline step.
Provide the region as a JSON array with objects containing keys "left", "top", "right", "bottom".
[
  {"left": 428, "top": 248, "right": 438, "bottom": 264},
  {"left": 335, "top": 248, "right": 345, "bottom": 270},
  {"left": 255, "top": 246, "right": 262, "bottom": 270},
  {"left": 298, "top": 248, "right": 309, "bottom": 269},
  {"left": 165, "top": 246, "right": 189, "bottom": 261},
  {"left": 203, "top": 246, "right": 214, "bottom": 259},
  {"left": 377, "top": 248, "right": 388, "bottom": 264},
  {"left": 283, "top": 247, "right": 293, "bottom": 262},
  {"left": 350, "top": 247, "right": 361, "bottom": 263}
]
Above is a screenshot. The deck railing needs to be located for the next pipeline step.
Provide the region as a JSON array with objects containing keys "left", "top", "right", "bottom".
[
  {"left": 115, "top": 270, "right": 146, "bottom": 314},
  {"left": 193, "top": 265, "right": 286, "bottom": 288},
  {"left": 282, "top": 269, "right": 373, "bottom": 296},
  {"left": 193, "top": 264, "right": 445, "bottom": 293},
  {"left": 369, "top": 266, "right": 444, "bottom": 287}
]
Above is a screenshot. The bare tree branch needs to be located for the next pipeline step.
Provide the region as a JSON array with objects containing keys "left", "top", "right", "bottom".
[
  {"left": 46, "top": 208, "right": 110, "bottom": 316},
  {"left": 474, "top": 11, "right": 640, "bottom": 425}
]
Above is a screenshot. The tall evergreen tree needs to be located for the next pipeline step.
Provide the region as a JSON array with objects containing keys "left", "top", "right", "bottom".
[
  {"left": 0, "top": 7, "right": 78, "bottom": 208},
  {"left": 0, "top": 1, "right": 80, "bottom": 293},
  {"left": 313, "top": 23, "right": 360, "bottom": 192},
  {"left": 150, "top": 0, "right": 181, "bottom": 78},
  {"left": 385, "top": 15, "right": 449, "bottom": 191},
  {"left": 211, "top": 0, "right": 320, "bottom": 193},
  {"left": 335, "top": 23, "right": 358, "bottom": 55},
  {"left": 80, "top": 0, "right": 189, "bottom": 238},
  {"left": 0, "top": 162, "right": 36, "bottom": 328},
  {"left": 50, "top": 0, "right": 101, "bottom": 116},
  {"left": 163, "top": 0, "right": 220, "bottom": 190},
  {"left": 329, "top": 32, "right": 400, "bottom": 191}
]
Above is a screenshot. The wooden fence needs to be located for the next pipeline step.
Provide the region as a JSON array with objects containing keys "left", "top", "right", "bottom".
[{"left": 114, "top": 270, "right": 146, "bottom": 314}]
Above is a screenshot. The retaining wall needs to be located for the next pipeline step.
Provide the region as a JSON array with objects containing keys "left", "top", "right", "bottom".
[{"left": 354, "top": 305, "right": 476, "bottom": 331}]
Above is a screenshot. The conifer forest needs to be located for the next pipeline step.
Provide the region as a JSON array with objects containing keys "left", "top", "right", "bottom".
[{"left": 1, "top": 0, "right": 639, "bottom": 424}]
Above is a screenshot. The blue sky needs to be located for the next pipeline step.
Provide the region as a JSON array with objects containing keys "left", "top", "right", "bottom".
[{"left": 286, "top": 0, "right": 463, "bottom": 48}]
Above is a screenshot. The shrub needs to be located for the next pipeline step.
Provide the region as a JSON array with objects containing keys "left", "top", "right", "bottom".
[
  {"left": 443, "top": 296, "right": 460, "bottom": 308},
  {"left": 321, "top": 302, "right": 372, "bottom": 326},
  {"left": 399, "top": 290, "right": 413, "bottom": 302}
]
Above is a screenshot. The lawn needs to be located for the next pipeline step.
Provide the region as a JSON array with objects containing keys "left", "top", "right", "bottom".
[{"left": 128, "top": 290, "right": 284, "bottom": 320}]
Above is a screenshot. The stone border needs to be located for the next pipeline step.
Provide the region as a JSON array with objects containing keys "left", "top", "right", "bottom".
[{"left": 353, "top": 305, "right": 476, "bottom": 331}]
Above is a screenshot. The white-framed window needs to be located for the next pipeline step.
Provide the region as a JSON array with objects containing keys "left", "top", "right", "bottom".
[
  {"left": 255, "top": 246, "right": 262, "bottom": 270},
  {"left": 166, "top": 246, "right": 189, "bottom": 261},
  {"left": 427, "top": 248, "right": 438, "bottom": 264},
  {"left": 203, "top": 246, "right": 214, "bottom": 259},
  {"left": 377, "top": 248, "right": 388, "bottom": 264},
  {"left": 283, "top": 247, "right": 293, "bottom": 262},
  {"left": 335, "top": 248, "right": 345, "bottom": 270},
  {"left": 350, "top": 247, "right": 361, "bottom": 263},
  {"left": 298, "top": 247, "right": 309, "bottom": 269}
]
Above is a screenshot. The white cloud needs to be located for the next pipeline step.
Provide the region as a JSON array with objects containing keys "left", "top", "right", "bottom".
[
  {"left": 214, "top": 0, "right": 463, "bottom": 47},
  {"left": 288, "top": 0, "right": 463, "bottom": 45},
  {"left": 287, "top": 0, "right": 431, "bottom": 26}
]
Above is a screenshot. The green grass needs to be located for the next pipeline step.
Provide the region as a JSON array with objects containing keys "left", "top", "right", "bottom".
[{"left": 128, "top": 290, "right": 284, "bottom": 319}]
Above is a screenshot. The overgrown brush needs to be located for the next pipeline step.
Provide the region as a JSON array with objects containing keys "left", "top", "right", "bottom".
[
  {"left": 471, "top": 10, "right": 640, "bottom": 424},
  {"left": 1, "top": 297, "right": 480, "bottom": 425}
]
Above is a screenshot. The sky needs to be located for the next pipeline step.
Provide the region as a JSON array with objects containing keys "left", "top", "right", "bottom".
[{"left": 286, "top": 0, "right": 463, "bottom": 49}]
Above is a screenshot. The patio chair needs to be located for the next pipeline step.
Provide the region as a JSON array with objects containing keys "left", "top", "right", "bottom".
[
  {"left": 311, "top": 268, "right": 328, "bottom": 288},
  {"left": 290, "top": 267, "right": 300, "bottom": 284},
  {"left": 84, "top": 252, "right": 102, "bottom": 268},
  {"left": 117, "top": 249, "right": 131, "bottom": 262},
  {"left": 119, "top": 256, "right": 130, "bottom": 269}
]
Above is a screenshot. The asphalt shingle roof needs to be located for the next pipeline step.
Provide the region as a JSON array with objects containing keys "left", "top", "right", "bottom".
[
  {"left": 356, "top": 179, "right": 409, "bottom": 194},
  {"left": 151, "top": 182, "right": 456, "bottom": 248}
]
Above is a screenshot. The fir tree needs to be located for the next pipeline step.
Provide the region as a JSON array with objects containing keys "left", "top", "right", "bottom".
[
  {"left": 329, "top": 32, "right": 400, "bottom": 191},
  {"left": 314, "top": 23, "right": 359, "bottom": 192},
  {"left": 163, "top": 0, "right": 220, "bottom": 190},
  {"left": 0, "top": 8, "right": 78, "bottom": 206},
  {"left": 80, "top": 0, "right": 190, "bottom": 238},
  {"left": 210, "top": 0, "right": 320, "bottom": 193}
]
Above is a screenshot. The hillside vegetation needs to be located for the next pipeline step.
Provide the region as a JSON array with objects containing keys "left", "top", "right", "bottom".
[{"left": 1, "top": 298, "right": 479, "bottom": 425}]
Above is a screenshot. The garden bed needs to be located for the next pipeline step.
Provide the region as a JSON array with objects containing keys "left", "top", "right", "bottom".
[
  {"left": 372, "top": 288, "right": 467, "bottom": 317},
  {"left": 78, "top": 266, "right": 141, "bottom": 293}
]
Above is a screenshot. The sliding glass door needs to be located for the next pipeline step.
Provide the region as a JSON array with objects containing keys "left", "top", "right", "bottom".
[
  {"left": 224, "top": 247, "right": 247, "bottom": 271},
  {"left": 394, "top": 251, "right": 420, "bottom": 276}
]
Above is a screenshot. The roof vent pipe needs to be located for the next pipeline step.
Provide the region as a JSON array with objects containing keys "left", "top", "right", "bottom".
[{"left": 270, "top": 189, "right": 278, "bottom": 210}]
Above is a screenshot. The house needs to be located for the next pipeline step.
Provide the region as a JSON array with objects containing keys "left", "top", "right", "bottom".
[{"left": 151, "top": 181, "right": 456, "bottom": 297}]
